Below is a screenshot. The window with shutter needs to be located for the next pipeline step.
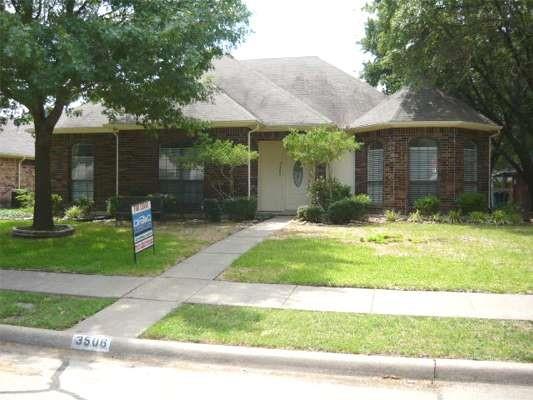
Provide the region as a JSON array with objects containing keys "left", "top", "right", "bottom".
[
  {"left": 159, "top": 147, "right": 204, "bottom": 206},
  {"left": 463, "top": 141, "right": 478, "bottom": 193},
  {"left": 409, "top": 138, "right": 438, "bottom": 205},
  {"left": 367, "top": 142, "right": 384, "bottom": 204},
  {"left": 71, "top": 144, "right": 94, "bottom": 202}
]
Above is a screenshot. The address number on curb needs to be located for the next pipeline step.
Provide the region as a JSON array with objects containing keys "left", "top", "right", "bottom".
[{"left": 71, "top": 334, "right": 112, "bottom": 353}]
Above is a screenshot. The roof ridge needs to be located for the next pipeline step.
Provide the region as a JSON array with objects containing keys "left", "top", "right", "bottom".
[
  {"left": 390, "top": 88, "right": 408, "bottom": 122},
  {"left": 239, "top": 60, "right": 333, "bottom": 124}
]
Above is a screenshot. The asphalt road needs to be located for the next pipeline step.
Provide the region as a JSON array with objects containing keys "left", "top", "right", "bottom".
[{"left": 0, "top": 343, "right": 532, "bottom": 400}]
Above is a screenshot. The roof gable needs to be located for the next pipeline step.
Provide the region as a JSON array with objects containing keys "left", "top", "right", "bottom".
[{"left": 242, "top": 56, "right": 385, "bottom": 128}]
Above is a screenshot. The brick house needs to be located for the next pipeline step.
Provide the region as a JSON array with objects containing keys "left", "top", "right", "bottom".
[
  {"left": 50, "top": 56, "right": 499, "bottom": 213},
  {"left": 0, "top": 121, "right": 35, "bottom": 207}
]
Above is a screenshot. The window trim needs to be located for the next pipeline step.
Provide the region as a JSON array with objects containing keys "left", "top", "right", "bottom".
[
  {"left": 71, "top": 143, "right": 95, "bottom": 202},
  {"left": 408, "top": 138, "right": 439, "bottom": 205},
  {"left": 366, "top": 141, "right": 384, "bottom": 205}
]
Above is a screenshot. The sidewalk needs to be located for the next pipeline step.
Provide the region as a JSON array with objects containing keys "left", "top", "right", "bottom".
[{"left": 1, "top": 216, "right": 532, "bottom": 337}]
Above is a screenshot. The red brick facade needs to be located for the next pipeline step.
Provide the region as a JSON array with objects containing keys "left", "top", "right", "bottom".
[
  {"left": 354, "top": 127, "right": 491, "bottom": 211},
  {"left": 50, "top": 127, "right": 490, "bottom": 212},
  {"left": 0, "top": 157, "right": 35, "bottom": 206}
]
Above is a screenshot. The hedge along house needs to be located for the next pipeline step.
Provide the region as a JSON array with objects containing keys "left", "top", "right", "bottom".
[
  {"left": 49, "top": 56, "right": 499, "bottom": 213},
  {"left": 0, "top": 121, "right": 35, "bottom": 207}
]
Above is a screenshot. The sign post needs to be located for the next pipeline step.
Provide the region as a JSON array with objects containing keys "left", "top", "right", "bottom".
[{"left": 131, "top": 200, "right": 155, "bottom": 263}]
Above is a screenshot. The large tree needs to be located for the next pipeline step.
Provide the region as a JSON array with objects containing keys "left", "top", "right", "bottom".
[
  {"left": 0, "top": 0, "right": 249, "bottom": 230},
  {"left": 361, "top": 0, "right": 533, "bottom": 210}
]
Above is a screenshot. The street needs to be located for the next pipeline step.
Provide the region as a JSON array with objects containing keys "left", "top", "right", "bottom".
[{"left": 0, "top": 343, "right": 531, "bottom": 400}]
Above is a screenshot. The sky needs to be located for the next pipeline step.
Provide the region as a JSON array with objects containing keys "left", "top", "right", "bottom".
[{"left": 233, "top": 0, "right": 372, "bottom": 78}]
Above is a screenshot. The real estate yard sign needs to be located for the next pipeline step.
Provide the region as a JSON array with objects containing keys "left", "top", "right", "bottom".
[{"left": 131, "top": 201, "right": 155, "bottom": 262}]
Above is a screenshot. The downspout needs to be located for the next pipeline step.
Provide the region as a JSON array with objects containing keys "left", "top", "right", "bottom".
[
  {"left": 112, "top": 130, "right": 119, "bottom": 198},
  {"left": 247, "top": 124, "right": 260, "bottom": 199},
  {"left": 17, "top": 157, "right": 26, "bottom": 189}
]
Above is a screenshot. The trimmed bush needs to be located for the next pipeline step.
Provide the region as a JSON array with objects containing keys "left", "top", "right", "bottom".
[
  {"left": 351, "top": 194, "right": 371, "bottom": 220},
  {"left": 457, "top": 192, "right": 487, "bottom": 214},
  {"left": 297, "top": 205, "right": 323, "bottom": 223},
  {"left": 203, "top": 199, "right": 222, "bottom": 222},
  {"left": 309, "top": 178, "right": 351, "bottom": 210},
  {"left": 223, "top": 197, "right": 257, "bottom": 221},
  {"left": 414, "top": 195, "right": 440, "bottom": 216},
  {"left": 327, "top": 198, "right": 354, "bottom": 225}
]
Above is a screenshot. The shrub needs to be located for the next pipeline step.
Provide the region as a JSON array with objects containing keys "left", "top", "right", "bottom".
[
  {"left": 161, "top": 194, "right": 177, "bottom": 213},
  {"left": 203, "top": 199, "right": 222, "bottom": 222},
  {"left": 223, "top": 197, "right": 257, "bottom": 221},
  {"left": 491, "top": 209, "right": 522, "bottom": 225},
  {"left": 351, "top": 194, "right": 371, "bottom": 221},
  {"left": 456, "top": 192, "right": 487, "bottom": 214},
  {"left": 468, "top": 211, "right": 490, "bottom": 224},
  {"left": 447, "top": 209, "right": 463, "bottom": 224},
  {"left": 327, "top": 198, "right": 354, "bottom": 225},
  {"left": 106, "top": 196, "right": 119, "bottom": 217},
  {"left": 407, "top": 210, "right": 424, "bottom": 223},
  {"left": 384, "top": 209, "right": 400, "bottom": 222},
  {"left": 309, "top": 178, "right": 351, "bottom": 210},
  {"left": 73, "top": 198, "right": 94, "bottom": 216},
  {"left": 64, "top": 205, "right": 83, "bottom": 220},
  {"left": 414, "top": 195, "right": 440, "bottom": 216},
  {"left": 297, "top": 205, "right": 323, "bottom": 223},
  {"left": 15, "top": 189, "right": 35, "bottom": 209},
  {"left": 51, "top": 194, "right": 63, "bottom": 217}
]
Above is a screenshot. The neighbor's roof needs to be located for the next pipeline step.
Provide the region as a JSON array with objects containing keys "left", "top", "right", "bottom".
[
  {"left": 242, "top": 56, "right": 385, "bottom": 128},
  {"left": 0, "top": 120, "right": 35, "bottom": 158},
  {"left": 351, "top": 86, "right": 500, "bottom": 132}
]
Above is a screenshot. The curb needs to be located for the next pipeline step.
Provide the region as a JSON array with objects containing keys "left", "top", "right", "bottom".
[{"left": 1, "top": 324, "right": 532, "bottom": 386}]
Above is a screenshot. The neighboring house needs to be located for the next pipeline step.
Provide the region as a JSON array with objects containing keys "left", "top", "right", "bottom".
[
  {"left": 49, "top": 56, "right": 499, "bottom": 213},
  {"left": 0, "top": 121, "right": 35, "bottom": 207}
]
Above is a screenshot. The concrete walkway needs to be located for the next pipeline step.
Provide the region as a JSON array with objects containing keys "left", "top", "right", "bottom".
[{"left": 1, "top": 215, "right": 532, "bottom": 337}]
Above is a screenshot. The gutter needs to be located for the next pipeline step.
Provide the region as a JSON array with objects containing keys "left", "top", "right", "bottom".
[{"left": 247, "top": 124, "right": 261, "bottom": 198}]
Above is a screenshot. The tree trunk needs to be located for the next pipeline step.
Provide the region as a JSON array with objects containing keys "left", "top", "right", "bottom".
[{"left": 32, "top": 122, "right": 54, "bottom": 230}]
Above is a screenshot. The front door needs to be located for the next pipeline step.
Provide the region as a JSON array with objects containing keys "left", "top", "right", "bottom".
[{"left": 258, "top": 141, "right": 309, "bottom": 212}]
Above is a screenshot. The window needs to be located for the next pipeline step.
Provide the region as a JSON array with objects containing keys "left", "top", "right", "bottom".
[
  {"left": 409, "top": 138, "right": 438, "bottom": 205},
  {"left": 367, "top": 142, "right": 384, "bottom": 204},
  {"left": 463, "top": 140, "right": 478, "bottom": 193},
  {"left": 71, "top": 144, "right": 94, "bottom": 202},
  {"left": 159, "top": 147, "right": 204, "bottom": 206}
]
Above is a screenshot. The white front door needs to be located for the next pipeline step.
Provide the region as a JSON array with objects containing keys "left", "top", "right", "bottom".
[{"left": 258, "top": 141, "right": 309, "bottom": 212}]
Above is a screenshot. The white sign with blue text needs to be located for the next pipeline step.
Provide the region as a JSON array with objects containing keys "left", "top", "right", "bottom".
[{"left": 131, "top": 201, "right": 154, "bottom": 260}]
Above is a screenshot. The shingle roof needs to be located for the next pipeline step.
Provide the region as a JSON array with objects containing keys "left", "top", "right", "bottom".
[
  {"left": 181, "top": 91, "right": 257, "bottom": 124},
  {"left": 210, "top": 56, "right": 331, "bottom": 127},
  {"left": 55, "top": 103, "right": 110, "bottom": 129},
  {"left": 242, "top": 56, "right": 385, "bottom": 128},
  {"left": 351, "top": 86, "right": 499, "bottom": 131},
  {"left": 0, "top": 120, "right": 35, "bottom": 158}
]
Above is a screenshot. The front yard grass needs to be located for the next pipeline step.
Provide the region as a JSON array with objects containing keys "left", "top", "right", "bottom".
[
  {"left": 143, "top": 304, "right": 533, "bottom": 362},
  {"left": 223, "top": 221, "right": 533, "bottom": 293},
  {"left": 0, "top": 290, "right": 114, "bottom": 330},
  {"left": 0, "top": 220, "right": 245, "bottom": 276}
]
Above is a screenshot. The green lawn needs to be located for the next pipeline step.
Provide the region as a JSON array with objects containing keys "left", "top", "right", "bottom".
[
  {"left": 0, "top": 208, "right": 32, "bottom": 220},
  {"left": 143, "top": 304, "right": 533, "bottom": 362},
  {"left": 0, "top": 220, "right": 242, "bottom": 276},
  {"left": 0, "top": 290, "right": 114, "bottom": 330},
  {"left": 223, "top": 222, "right": 533, "bottom": 293}
]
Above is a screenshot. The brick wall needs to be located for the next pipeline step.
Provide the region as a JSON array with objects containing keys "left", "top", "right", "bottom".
[
  {"left": 354, "top": 127, "right": 491, "bottom": 212},
  {"left": 0, "top": 157, "right": 35, "bottom": 206}
]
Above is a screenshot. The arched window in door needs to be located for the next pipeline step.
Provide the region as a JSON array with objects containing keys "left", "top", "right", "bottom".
[
  {"left": 409, "top": 138, "right": 438, "bottom": 205},
  {"left": 367, "top": 142, "right": 384, "bottom": 204},
  {"left": 463, "top": 140, "right": 478, "bottom": 193}
]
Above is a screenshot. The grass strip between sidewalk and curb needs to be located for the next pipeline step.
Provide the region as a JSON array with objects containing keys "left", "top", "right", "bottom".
[
  {"left": 143, "top": 304, "right": 533, "bottom": 363},
  {"left": 0, "top": 290, "right": 114, "bottom": 330}
]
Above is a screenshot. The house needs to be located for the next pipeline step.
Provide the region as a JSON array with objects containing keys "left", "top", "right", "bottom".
[
  {"left": 49, "top": 56, "right": 500, "bottom": 213},
  {"left": 0, "top": 121, "right": 35, "bottom": 207}
]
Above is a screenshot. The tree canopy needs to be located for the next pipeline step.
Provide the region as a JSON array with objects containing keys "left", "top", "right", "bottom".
[
  {"left": 282, "top": 127, "right": 360, "bottom": 180},
  {"left": 361, "top": 0, "right": 533, "bottom": 209},
  {"left": 0, "top": 0, "right": 250, "bottom": 229}
]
